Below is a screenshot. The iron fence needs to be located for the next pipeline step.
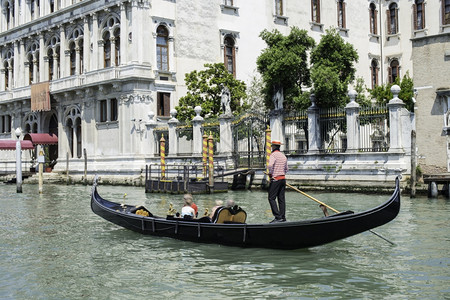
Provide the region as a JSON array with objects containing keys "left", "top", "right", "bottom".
[
  {"left": 319, "top": 107, "right": 347, "bottom": 153},
  {"left": 358, "top": 104, "right": 390, "bottom": 152},
  {"left": 283, "top": 109, "right": 308, "bottom": 155}
]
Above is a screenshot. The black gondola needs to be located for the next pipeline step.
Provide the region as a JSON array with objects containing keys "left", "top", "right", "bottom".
[{"left": 91, "top": 176, "right": 401, "bottom": 250}]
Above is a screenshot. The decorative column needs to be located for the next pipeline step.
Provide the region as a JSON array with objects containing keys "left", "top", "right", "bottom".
[
  {"left": 75, "top": 46, "right": 81, "bottom": 75},
  {"left": 24, "top": 62, "right": 30, "bottom": 85},
  {"left": 0, "top": 68, "right": 5, "bottom": 91},
  {"left": 39, "top": 33, "right": 45, "bottom": 82},
  {"left": 43, "top": 56, "right": 49, "bottom": 81},
  {"left": 145, "top": 111, "right": 157, "bottom": 157},
  {"left": 19, "top": 40, "right": 25, "bottom": 86},
  {"left": 97, "top": 40, "right": 104, "bottom": 69},
  {"left": 269, "top": 110, "right": 284, "bottom": 150},
  {"left": 83, "top": 16, "right": 90, "bottom": 72},
  {"left": 192, "top": 106, "right": 204, "bottom": 156},
  {"left": 64, "top": 50, "right": 71, "bottom": 76},
  {"left": 219, "top": 112, "right": 233, "bottom": 155},
  {"left": 387, "top": 85, "right": 405, "bottom": 152},
  {"left": 120, "top": 2, "right": 128, "bottom": 65},
  {"left": 32, "top": 59, "right": 38, "bottom": 83},
  {"left": 168, "top": 109, "right": 179, "bottom": 156},
  {"left": 59, "top": 25, "right": 66, "bottom": 78},
  {"left": 13, "top": 40, "right": 19, "bottom": 87},
  {"left": 110, "top": 37, "right": 116, "bottom": 67},
  {"left": 307, "top": 94, "right": 321, "bottom": 154},
  {"left": 345, "top": 90, "right": 360, "bottom": 153},
  {"left": 91, "top": 12, "right": 99, "bottom": 70},
  {"left": 130, "top": 0, "right": 140, "bottom": 63}
]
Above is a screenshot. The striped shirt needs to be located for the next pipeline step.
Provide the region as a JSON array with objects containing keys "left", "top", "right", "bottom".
[{"left": 268, "top": 150, "right": 288, "bottom": 179}]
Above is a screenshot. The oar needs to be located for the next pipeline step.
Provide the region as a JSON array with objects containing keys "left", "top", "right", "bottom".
[{"left": 286, "top": 183, "right": 395, "bottom": 246}]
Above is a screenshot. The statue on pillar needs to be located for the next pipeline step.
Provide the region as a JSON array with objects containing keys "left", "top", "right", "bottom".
[
  {"left": 220, "top": 84, "right": 232, "bottom": 116},
  {"left": 273, "top": 84, "right": 284, "bottom": 110}
]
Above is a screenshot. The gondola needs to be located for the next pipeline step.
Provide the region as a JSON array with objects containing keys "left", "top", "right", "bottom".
[{"left": 91, "top": 176, "right": 400, "bottom": 250}]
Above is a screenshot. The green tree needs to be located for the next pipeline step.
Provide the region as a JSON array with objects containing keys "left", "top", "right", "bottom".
[
  {"left": 370, "top": 71, "right": 415, "bottom": 111},
  {"left": 175, "top": 63, "right": 248, "bottom": 122},
  {"left": 310, "top": 28, "right": 359, "bottom": 108},
  {"left": 256, "top": 27, "right": 315, "bottom": 110}
]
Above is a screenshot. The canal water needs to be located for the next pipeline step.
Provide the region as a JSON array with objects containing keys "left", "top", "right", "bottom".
[{"left": 0, "top": 182, "right": 448, "bottom": 299}]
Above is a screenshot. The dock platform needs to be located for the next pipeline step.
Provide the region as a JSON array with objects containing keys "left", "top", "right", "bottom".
[{"left": 423, "top": 174, "right": 450, "bottom": 198}]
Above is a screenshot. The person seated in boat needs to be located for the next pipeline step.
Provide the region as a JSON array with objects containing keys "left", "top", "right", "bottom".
[
  {"left": 225, "top": 199, "right": 235, "bottom": 208},
  {"left": 183, "top": 194, "right": 198, "bottom": 217},
  {"left": 209, "top": 200, "right": 224, "bottom": 218},
  {"left": 181, "top": 197, "right": 195, "bottom": 218}
]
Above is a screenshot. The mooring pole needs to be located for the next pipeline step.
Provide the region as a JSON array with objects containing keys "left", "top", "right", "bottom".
[
  {"left": 66, "top": 152, "right": 69, "bottom": 184},
  {"left": 410, "top": 130, "right": 417, "bottom": 198},
  {"left": 38, "top": 146, "right": 44, "bottom": 194},
  {"left": 83, "top": 148, "right": 87, "bottom": 185},
  {"left": 265, "top": 125, "right": 272, "bottom": 174},
  {"left": 15, "top": 128, "right": 22, "bottom": 193},
  {"left": 202, "top": 133, "right": 208, "bottom": 178},
  {"left": 160, "top": 134, "right": 166, "bottom": 179},
  {"left": 208, "top": 132, "right": 214, "bottom": 194}
]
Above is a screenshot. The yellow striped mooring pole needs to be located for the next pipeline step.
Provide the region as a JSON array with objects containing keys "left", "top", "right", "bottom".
[
  {"left": 160, "top": 134, "right": 166, "bottom": 179},
  {"left": 202, "top": 133, "right": 208, "bottom": 178},
  {"left": 208, "top": 132, "right": 214, "bottom": 193},
  {"left": 265, "top": 125, "right": 271, "bottom": 174}
]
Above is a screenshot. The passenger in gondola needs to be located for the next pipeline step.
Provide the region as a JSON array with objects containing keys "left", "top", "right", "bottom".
[
  {"left": 183, "top": 194, "right": 198, "bottom": 217},
  {"left": 181, "top": 197, "right": 195, "bottom": 218},
  {"left": 209, "top": 200, "right": 224, "bottom": 218},
  {"left": 225, "top": 199, "right": 235, "bottom": 208}
]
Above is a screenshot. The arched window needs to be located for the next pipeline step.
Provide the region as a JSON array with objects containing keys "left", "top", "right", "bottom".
[
  {"left": 28, "top": 55, "right": 34, "bottom": 84},
  {"left": 24, "top": 113, "right": 38, "bottom": 134},
  {"left": 69, "top": 43, "right": 76, "bottom": 75},
  {"left": 103, "top": 32, "right": 111, "bottom": 68},
  {"left": 371, "top": 59, "right": 379, "bottom": 89},
  {"left": 5, "top": 1, "right": 15, "bottom": 29},
  {"left": 369, "top": 3, "right": 377, "bottom": 35},
  {"left": 156, "top": 25, "right": 169, "bottom": 71},
  {"left": 224, "top": 36, "right": 236, "bottom": 77},
  {"left": 3, "top": 62, "right": 9, "bottom": 89},
  {"left": 337, "top": 0, "right": 346, "bottom": 28},
  {"left": 414, "top": 0, "right": 425, "bottom": 30},
  {"left": 388, "top": 59, "right": 400, "bottom": 84},
  {"left": 387, "top": 3, "right": 398, "bottom": 35},
  {"left": 64, "top": 106, "right": 81, "bottom": 158},
  {"left": 114, "top": 28, "right": 120, "bottom": 66},
  {"left": 48, "top": 49, "right": 54, "bottom": 80},
  {"left": 311, "top": 0, "right": 320, "bottom": 23}
]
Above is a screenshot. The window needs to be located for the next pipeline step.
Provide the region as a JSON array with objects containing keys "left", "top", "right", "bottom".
[
  {"left": 414, "top": 0, "right": 425, "bottom": 30},
  {"left": 275, "top": 0, "right": 283, "bottom": 16},
  {"left": 48, "top": 49, "right": 54, "bottom": 80},
  {"left": 388, "top": 59, "right": 400, "bottom": 84},
  {"left": 103, "top": 32, "right": 111, "bottom": 68},
  {"left": 50, "top": 0, "right": 55, "bottom": 13},
  {"left": 369, "top": 3, "right": 378, "bottom": 35},
  {"left": 387, "top": 3, "right": 398, "bottom": 34},
  {"left": 443, "top": 0, "right": 450, "bottom": 25},
  {"left": 224, "top": 0, "right": 233, "bottom": 5},
  {"left": 311, "top": 0, "right": 320, "bottom": 23},
  {"left": 30, "top": 0, "right": 35, "bottom": 19},
  {"left": 224, "top": 36, "right": 236, "bottom": 77},
  {"left": 98, "top": 99, "right": 118, "bottom": 123},
  {"left": 371, "top": 59, "right": 379, "bottom": 89},
  {"left": 70, "top": 43, "right": 76, "bottom": 75},
  {"left": 337, "top": 0, "right": 346, "bottom": 28},
  {"left": 3, "top": 62, "right": 8, "bottom": 89},
  {"left": 1, "top": 115, "right": 11, "bottom": 133},
  {"left": 156, "top": 26, "right": 169, "bottom": 71},
  {"left": 157, "top": 92, "right": 170, "bottom": 117},
  {"left": 28, "top": 56, "right": 33, "bottom": 84},
  {"left": 5, "top": 1, "right": 14, "bottom": 29},
  {"left": 114, "top": 29, "right": 120, "bottom": 66}
]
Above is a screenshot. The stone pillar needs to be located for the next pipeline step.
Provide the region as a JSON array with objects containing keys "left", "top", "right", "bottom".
[
  {"left": 19, "top": 40, "right": 25, "bottom": 86},
  {"left": 32, "top": 59, "right": 38, "bottom": 83},
  {"left": 110, "top": 37, "right": 116, "bottom": 67},
  {"left": 168, "top": 109, "right": 179, "bottom": 156},
  {"left": 219, "top": 113, "right": 233, "bottom": 155},
  {"left": 59, "top": 25, "right": 66, "bottom": 77},
  {"left": 145, "top": 111, "right": 157, "bottom": 157},
  {"left": 307, "top": 94, "right": 321, "bottom": 154},
  {"left": 97, "top": 41, "right": 104, "bottom": 69},
  {"left": 0, "top": 69, "right": 5, "bottom": 91},
  {"left": 387, "top": 85, "right": 405, "bottom": 152},
  {"left": 192, "top": 106, "right": 204, "bottom": 156},
  {"left": 345, "top": 90, "right": 360, "bottom": 153},
  {"left": 43, "top": 56, "right": 49, "bottom": 81},
  {"left": 91, "top": 13, "right": 99, "bottom": 70},
  {"left": 39, "top": 33, "right": 45, "bottom": 82},
  {"left": 13, "top": 40, "right": 19, "bottom": 87},
  {"left": 120, "top": 3, "right": 128, "bottom": 65},
  {"left": 131, "top": 0, "right": 140, "bottom": 63},
  {"left": 269, "top": 110, "right": 285, "bottom": 150},
  {"left": 64, "top": 50, "right": 71, "bottom": 76},
  {"left": 83, "top": 16, "right": 90, "bottom": 72},
  {"left": 75, "top": 46, "right": 81, "bottom": 75},
  {"left": 24, "top": 62, "right": 30, "bottom": 85}
]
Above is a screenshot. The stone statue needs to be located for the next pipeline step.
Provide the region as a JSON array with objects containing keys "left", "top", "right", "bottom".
[
  {"left": 220, "top": 84, "right": 232, "bottom": 115},
  {"left": 273, "top": 85, "right": 284, "bottom": 110}
]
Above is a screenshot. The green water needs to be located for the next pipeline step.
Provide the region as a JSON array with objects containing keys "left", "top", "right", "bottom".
[{"left": 0, "top": 183, "right": 448, "bottom": 299}]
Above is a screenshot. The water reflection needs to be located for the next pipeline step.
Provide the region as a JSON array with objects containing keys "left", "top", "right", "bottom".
[{"left": 0, "top": 183, "right": 448, "bottom": 299}]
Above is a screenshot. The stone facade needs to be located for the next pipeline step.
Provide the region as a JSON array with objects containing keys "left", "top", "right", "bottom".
[{"left": 0, "top": 0, "right": 448, "bottom": 176}]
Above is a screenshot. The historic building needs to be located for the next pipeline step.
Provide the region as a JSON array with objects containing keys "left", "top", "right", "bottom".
[{"left": 0, "top": 0, "right": 448, "bottom": 175}]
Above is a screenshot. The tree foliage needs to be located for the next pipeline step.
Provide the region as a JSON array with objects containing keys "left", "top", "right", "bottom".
[
  {"left": 256, "top": 27, "right": 315, "bottom": 110},
  {"left": 175, "top": 63, "right": 248, "bottom": 123},
  {"left": 310, "top": 28, "right": 359, "bottom": 108},
  {"left": 369, "top": 71, "right": 415, "bottom": 111}
]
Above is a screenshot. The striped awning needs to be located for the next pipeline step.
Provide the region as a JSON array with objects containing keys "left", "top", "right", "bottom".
[
  {"left": 0, "top": 140, "right": 34, "bottom": 150},
  {"left": 24, "top": 133, "right": 58, "bottom": 145}
]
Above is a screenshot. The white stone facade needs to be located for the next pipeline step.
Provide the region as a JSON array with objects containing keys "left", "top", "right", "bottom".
[{"left": 0, "top": 0, "right": 447, "bottom": 175}]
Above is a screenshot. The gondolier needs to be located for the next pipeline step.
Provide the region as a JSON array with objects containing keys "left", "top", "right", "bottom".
[{"left": 268, "top": 140, "right": 288, "bottom": 223}]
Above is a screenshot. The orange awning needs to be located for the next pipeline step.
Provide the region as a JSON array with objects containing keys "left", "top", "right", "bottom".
[
  {"left": 0, "top": 140, "right": 34, "bottom": 150},
  {"left": 24, "top": 133, "right": 58, "bottom": 145}
]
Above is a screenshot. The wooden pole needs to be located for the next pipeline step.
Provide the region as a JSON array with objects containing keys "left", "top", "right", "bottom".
[
  {"left": 83, "top": 148, "right": 87, "bottom": 185},
  {"left": 160, "top": 134, "right": 166, "bottom": 179},
  {"left": 410, "top": 130, "right": 416, "bottom": 198},
  {"left": 208, "top": 132, "right": 214, "bottom": 194},
  {"left": 38, "top": 147, "right": 44, "bottom": 194},
  {"left": 66, "top": 152, "right": 69, "bottom": 184},
  {"left": 265, "top": 125, "right": 271, "bottom": 174},
  {"left": 15, "top": 128, "right": 22, "bottom": 193},
  {"left": 202, "top": 133, "right": 208, "bottom": 178}
]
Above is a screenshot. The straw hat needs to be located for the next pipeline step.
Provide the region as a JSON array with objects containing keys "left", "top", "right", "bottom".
[{"left": 271, "top": 140, "right": 283, "bottom": 145}]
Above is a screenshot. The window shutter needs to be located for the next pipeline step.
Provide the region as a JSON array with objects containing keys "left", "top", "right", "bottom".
[
  {"left": 388, "top": 66, "right": 392, "bottom": 84},
  {"left": 374, "top": 9, "right": 378, "bottom": 34},
  {"left": 413, "top": 4, "right": 417, "bottom": 30},
  {"left": 395, "top": 7, "right": 399, "bottom": 33},
  {"left": 343, "top": 2, "right": 346, "bottom": 28},
  {"left": 422, "top": 3, "right": 426, "bottom": 28},
  {"left": 232, "top": 46, "right": 236, "bottom": 77},
  {"left": 163, "top": 93, "right": 170, "bottom": 117},
  {"left": 317, "top": 0, "right": 320, "bottom": 22},
  {"left": 386, "top": 10, "right": 391, "bottom": 34}
]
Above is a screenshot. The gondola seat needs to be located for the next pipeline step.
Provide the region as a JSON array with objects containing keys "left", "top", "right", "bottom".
[
  {"left": 214, "top": 206, "right": 247, "bottom": 224},
  {"left": 129, "top": 206, "right": 153, "bottom": 217}
]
